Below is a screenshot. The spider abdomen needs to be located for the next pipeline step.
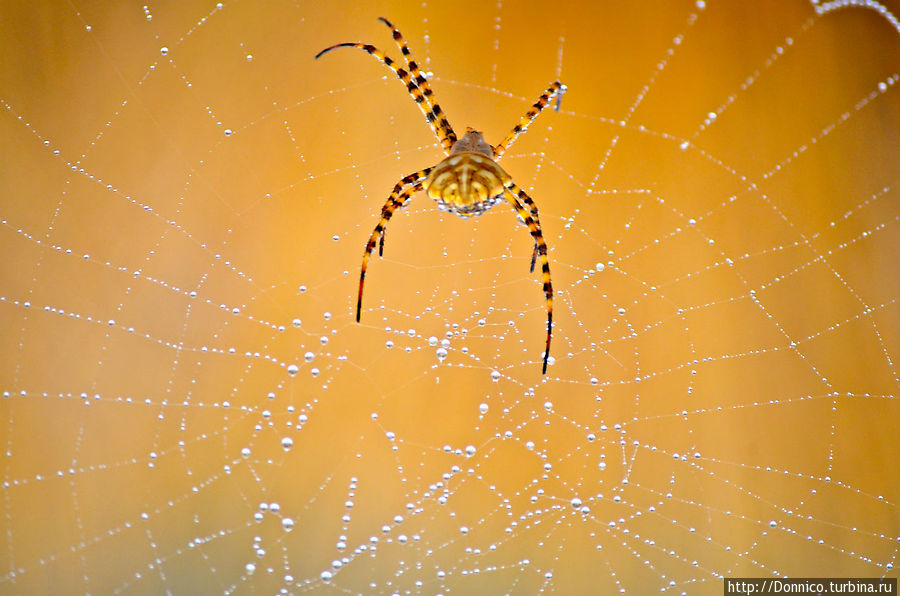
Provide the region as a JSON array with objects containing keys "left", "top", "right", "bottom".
[{"left": 425, "top": 152, "right": 510, "bottom": 217}]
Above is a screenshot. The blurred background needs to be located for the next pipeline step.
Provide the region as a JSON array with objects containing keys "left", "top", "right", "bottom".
[{"left": 1, "top": 1, "right": 898, "bottom": 594}]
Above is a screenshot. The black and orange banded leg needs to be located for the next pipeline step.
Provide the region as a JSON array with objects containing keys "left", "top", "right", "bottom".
[
  {"left": 377, "top": 17, "right": 457, "bottom": 148},
  {"left": 377, "top": 167, "right": 432, "bottom": 256},
  {"left": 504, "top": 183, "right": 553, "bottom": 374},
  {"left": 507, "top": 184, "right": 544, "bottom": 273},
  {"left": 493, "top": 81, "right": 567, "bottom": 161},
  {"left": 315, "top": 41, "right": 456, "bottom": 154},
  {"left": 358, "top": 176, "right": 429, "bottom": 322}
]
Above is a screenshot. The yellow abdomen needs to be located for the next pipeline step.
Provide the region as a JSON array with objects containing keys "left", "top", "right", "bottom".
[{"left": 425, "top": 152, "right": 510, "bottom": 217}]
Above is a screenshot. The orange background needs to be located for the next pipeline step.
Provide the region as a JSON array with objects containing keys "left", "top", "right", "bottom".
[{"left": 1, "top": 1, "right": 898, "bottom": 594}]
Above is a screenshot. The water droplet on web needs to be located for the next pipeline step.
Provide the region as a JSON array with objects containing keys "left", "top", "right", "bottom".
[
  {"left": 287, "top": 364, "right": 299, "bottom": 376},
  {"left": 160, "top": 47, "right": 168, "bottom": 56},
  {"left": 281, "top": 437, "right": 293, "bottom": 451},
  {"left": 490, "top": 370, "right": 500, "bottom": 382},
  {"left": 304, "top": 352, "right": 315, "bottom": 362},
  {"left": 436, "top": 347, "right": 448, "bottom": 361},
  {"left": 282, "top": 517, "right": 295, "bottom": 531},
  {"left": 479, "top": 403, "right": 489, "bottom": 414}
]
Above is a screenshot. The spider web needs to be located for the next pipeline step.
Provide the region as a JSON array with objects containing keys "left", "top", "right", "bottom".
[{"left": 1, "top": 1, "right": 899, "bottom": 594}]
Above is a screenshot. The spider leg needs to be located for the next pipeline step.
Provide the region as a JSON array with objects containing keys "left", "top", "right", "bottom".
[
  {"left": 316, "top": 41, "right": 456, "bottom": 154},
  {"left": 378, "top": 17, "right": 457, "bottom": 148},
  {"left": 504, "top": 183, "right": 543, "bottom": 273},
  {"left": 358, "top": 170, "right": 432, "bottom": 322},
  {"left": 376, "top": 167, "right": 432, "bottom": 257},
  {"left": 493, "top": 81, "right": 567, "bottom": 161},
  {"left": 503, "top": 182, "right": 553, "bottom": 374},
  {"left": 517, "top": 189, "right": 544, "bottom": 274}
]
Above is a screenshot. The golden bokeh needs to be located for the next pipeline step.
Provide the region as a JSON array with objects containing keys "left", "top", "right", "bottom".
[{"left": 1, "top": 1, "right": 898, "bottom": 594}]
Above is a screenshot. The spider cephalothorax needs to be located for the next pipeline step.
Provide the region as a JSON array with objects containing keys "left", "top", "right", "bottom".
[{"left": 316, "top": 17, "right": 566, "bottom": 373}]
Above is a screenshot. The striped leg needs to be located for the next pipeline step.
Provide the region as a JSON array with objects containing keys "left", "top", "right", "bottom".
[
  {"left": 511, "top": 185, "right": 544, "bottom": 273},
  {"left": 503, "top": 182, "right": 554, "bottom": 374},
  {"left": 377, "top": 167, "right": 432, "bottom": 256},
  {"left": 493, "top": 81, "right": 567, "bottom": 161},
  {"left": 316, "top": 41, "right": 456, "bottom": 153},
  {"left": 358, "top": 176, "right": 429, "bottom": 322},
  {"left": 377, "top": 17, "right": 457, "bottom": 149}
]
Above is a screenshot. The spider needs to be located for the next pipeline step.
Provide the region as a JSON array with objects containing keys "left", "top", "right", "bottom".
[{"left": 316, "top": 17, "right": 566, "bottom": 374}]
